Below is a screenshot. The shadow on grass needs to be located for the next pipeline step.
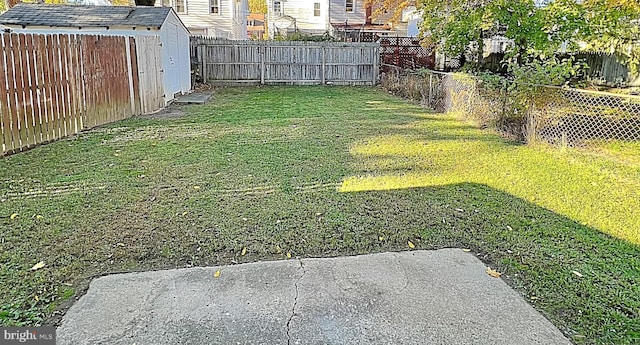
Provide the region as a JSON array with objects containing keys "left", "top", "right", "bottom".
[
  {"left": 334, "top": 183, "right": 639, "bottom": 344},
  {"left": 1, "top": 86, "right": 638, "bottom": 345}
]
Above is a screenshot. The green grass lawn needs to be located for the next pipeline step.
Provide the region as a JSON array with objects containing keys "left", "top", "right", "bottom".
[{"left": 1, "top": 86, "right": 638, "bottom": 344}]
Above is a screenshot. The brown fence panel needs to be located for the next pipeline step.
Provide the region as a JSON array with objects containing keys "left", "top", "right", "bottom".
[
  {"left": 46, "top": 34, "right": 58, "bottom": 139},
  {"left": 80, "top": 35, "right": 95, "bottom": 129},
  {"left": 1, "top": 32, "right": 163, "bottom": 155},
  {"left": 6, "top": 35, "right": 20, "bottom": 150},
  {"left": 0, "top": 35, "right": 15, "bottom": 152},
  {"left": 12, "top": 34, "right": 28, "bottom": 148},
  {"left": 34, "top": 35, "right": 48, "bottom": 143},
  {"left": 59, "top": 34, "right": 73, "bottom": 137},
  {"left": 24, "top": 34, "right": 40, "bottom": 146}
]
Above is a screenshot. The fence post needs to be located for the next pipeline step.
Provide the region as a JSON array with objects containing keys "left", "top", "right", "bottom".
[
  {"left": 125, "top": 37, "right": 136, "bottom": 117},
  {"left": 372, "top": 45, "right": 379, "bottom": 85},
  {"left": 321, "top": 45, "right": 326, "bottom": 85},
  {"left": 201, "top": 42, "right": 207, "bottom": 83},
  {"left": 428, "top": 73, "right": 433, "bottom": 106},
  {"left": 260, "top": 45, "right": 265, "bottom": 85},
  {"left": 502, "top": 79, "right": 508, "bottom": 116}
]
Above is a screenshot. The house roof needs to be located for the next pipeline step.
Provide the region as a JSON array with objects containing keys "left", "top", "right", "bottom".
[
  {"left": 248, "top": 13, "right": 265, "bottom": 21},
  {"left": 0, "top": 3, "right": 172, "bottom": 28}
]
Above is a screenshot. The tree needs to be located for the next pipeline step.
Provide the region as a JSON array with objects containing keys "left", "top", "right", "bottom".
[
  {"left": 578, "top": 0, "right": 640, "bottom": 74},
  {"left": 420, "top": 0, "right": 640, "bottom": 73},
  {"left": 362, "top": 0, "right": 416, "bottom": 24},
  {"left": 248, "top": 0, "right": 266, "bottom": 13}
]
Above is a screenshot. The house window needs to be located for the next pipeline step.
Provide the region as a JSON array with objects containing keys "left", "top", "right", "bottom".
[
  {"left": 274, "top": 1, "right": 282, "bottom": 15},
  {"left": 174, "top": 0, "right": 185, "bottom": 13},
  {"left": 210, "top": 0, "right": 220, "bottom": 14},
  {"left": 314, "top": 3, "right": 320, "bottom": 16},
  {"left": 345, "top": 0, "right": 354, "bottom": 12}
]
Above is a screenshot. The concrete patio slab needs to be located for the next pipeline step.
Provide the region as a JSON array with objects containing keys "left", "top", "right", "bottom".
[{"left": 57, "top": 249, "right": 571, "bottom": 345}]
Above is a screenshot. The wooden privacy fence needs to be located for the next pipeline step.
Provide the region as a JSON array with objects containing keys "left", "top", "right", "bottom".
[
  {"left": 0, "top": 33, "right": 165, "bottom": 155},
  {"left": 191, "top": 38, "right": 380, "bottom": 86}
]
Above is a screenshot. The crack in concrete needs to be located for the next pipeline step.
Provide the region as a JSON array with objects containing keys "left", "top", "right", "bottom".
[
  {"left": 393, "top": 252, "right": 411, "bottom": 295},
  {"left": 286, "top": 259, "right": 306, "bottom": 345}
]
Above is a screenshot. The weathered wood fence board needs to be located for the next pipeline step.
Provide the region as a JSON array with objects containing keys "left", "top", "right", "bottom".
[
  {"left": 577, "top": 53, "right": 640, "bottom": 87},
  {"left": 0, "top": 33, "right": 165, "bottom": 156},
  {"left": 192, "top": 38, "right": 379, "bottom": 86},
  {"left": 136, "top": 35, "right": 164, "bottom": 114}
]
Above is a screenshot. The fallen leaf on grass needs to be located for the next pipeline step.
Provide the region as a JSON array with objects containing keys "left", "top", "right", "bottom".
[
  {"left": 286, "top": 252, "right": 292, "bottom": 259},
  {"left": 193, "top": 186, "right": 201, "bottom": 190},
  {"left": 10, "top": 213, "right": 18, "bottom": 220},
  {"left": 462, "top": 249, "right": 471, "bottom": 252},
  {"left": 275, "top": 245, "right": 282, "bottom": 254},
  {"left": 407, "top": 241, "right": 415, "bottom": 249},
  {"left": 241, "top": 247, "right": 247, "bottom": 256},
  {"left": 34, "top": 295, "right": 39, "bottom": 302},
  {"left": 378, "top": 236, "right": 384, "bottom": 241},
  {"left": 455, "top": 208, "right": 464, "bottom": 212},
  {"left": 182, "top": 211, "right": 188, "bottom": 216},
  {"left": 116, "top": 243, "right": 125, "bottom": 247},
  {"left": 486, "top": 267, "right": 502, "bottom": 278},
  {"left": 214, "top": 270, "right": 221, "bottom": 278},
  {"left": 36, "top": 215, "right": 43, "bottom": 220},
  {"left": 30, "top": 261, "right": 46, "bottom": 271},
  {"left": 572, "top": 270, "right": 583, "bottom": 278}
]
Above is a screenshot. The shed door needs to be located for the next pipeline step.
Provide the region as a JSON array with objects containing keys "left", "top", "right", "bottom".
[{"left": 167, "top": 23, "right": 181, "bottom": 96}]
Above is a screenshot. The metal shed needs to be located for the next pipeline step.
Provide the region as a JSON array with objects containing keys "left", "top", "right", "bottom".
[{"left": 0, "top": 3, "right": 191, "bottom": 106}]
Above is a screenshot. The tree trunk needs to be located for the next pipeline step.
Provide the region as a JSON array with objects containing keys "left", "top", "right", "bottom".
[{"left": 477, "top": 30, "right": 484, "bottom": 71}]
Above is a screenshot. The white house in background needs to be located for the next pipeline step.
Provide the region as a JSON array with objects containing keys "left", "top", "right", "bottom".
[
  {"left": 328, "top": 0, "right": 395, "bottom": 41},
  {"left": 0, "top": 3, "right": 191, "bottom": 105},
  {"left": 267, "top": 0, "right": 407, "bottom": 41},
  {"left": 267, "top": 0, "right": 330, "bottom": 37},
  {"left": 157, "top": 0, "right": 248, "bottom": 39},
  {"left": 401, "top": 6, "right": 421, "bottom": 37}
]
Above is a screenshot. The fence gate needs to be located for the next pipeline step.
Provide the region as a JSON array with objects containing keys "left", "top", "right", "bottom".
[{"left": 135, "top": 35, "right": 164, "bottom": 113}]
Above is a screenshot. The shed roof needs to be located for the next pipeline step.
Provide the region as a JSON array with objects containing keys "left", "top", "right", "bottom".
[{"left": 0, "top": 3, "right": 172, "bottom": 28}]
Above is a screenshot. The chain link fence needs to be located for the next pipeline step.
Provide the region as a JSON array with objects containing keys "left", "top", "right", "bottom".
[{"left": 381, "top": 66, "right": 640, "bottom": 146}]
